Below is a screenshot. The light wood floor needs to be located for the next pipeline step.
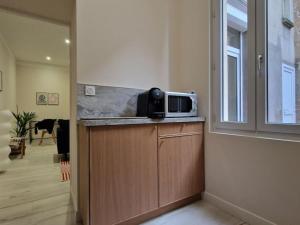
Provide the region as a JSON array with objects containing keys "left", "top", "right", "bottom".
[{"left": 0, "top": 143, "right": 78, "bottom": 225}]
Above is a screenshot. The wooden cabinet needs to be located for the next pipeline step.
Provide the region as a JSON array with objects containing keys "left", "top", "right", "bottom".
[
  {"left": 158, "top": 123, "right": 204, "bottom": 206},
  {"left": 78, "top": 122, "right": 204, "bottom": 225},
  {"left": 90, "top": 125, "right": 158, "bottom": 225}
]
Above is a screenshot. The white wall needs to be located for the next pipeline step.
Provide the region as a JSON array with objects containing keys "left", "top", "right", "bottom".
[
  {"left": 16, "top": 62, "right": 70, "bottom": 120},
  {"left": 170, "top": 1, "right": 300, "bottom": 225},
  {"left": 169, "top": 0, "right": 209, "bottom": 105},
  {"left": 74, "top": 0, "right": 173, "bottom": 212},
  {"left": 77, "top": 0, "right": 170, "bottom": 90},
  {"left": 0, "top": 34, "right": 16, "bottom": 111}
]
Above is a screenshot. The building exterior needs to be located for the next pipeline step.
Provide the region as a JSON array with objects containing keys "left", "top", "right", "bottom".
[
  {"left": 225, "top": 0, "right": 300, "bottom": 124},
  {"left": 294, "top": 0, "right": 300, "bottom": 122},
  {"left": 268, "top": 0, "right": 296, "bottom": 124}
]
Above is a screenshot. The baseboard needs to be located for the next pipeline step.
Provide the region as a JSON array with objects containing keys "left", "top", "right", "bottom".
[{"left": 203, "top": 192, "right": 278, "bottom": 225}]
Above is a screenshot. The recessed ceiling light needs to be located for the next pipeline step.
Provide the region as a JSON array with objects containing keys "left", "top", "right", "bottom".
[
  {"left": 46, "top": 56, "right": 52, "bottom": 61},
  {"left": 65, "top": 39, "right": 71, "bottom": 45}
]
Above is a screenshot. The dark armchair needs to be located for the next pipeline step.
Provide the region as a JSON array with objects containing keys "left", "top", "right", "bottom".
[{"left": 56, "top": 120, "right": 70, "bottom": 161}]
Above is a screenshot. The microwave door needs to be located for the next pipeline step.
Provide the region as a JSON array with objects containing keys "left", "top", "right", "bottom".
[
  {"left": 166, "top": 94, "right": 197, "bottom": 117},
  {"left": 180, "top": 96, "right": 193, "bottom": 113},
  {"left": 168, "top": 96, "right": 180, "bottom": 113}
]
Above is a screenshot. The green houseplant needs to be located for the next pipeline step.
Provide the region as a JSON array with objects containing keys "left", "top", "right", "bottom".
[
  {"left": 12, "top": 111, "right": 36, "bottom": 137},
  {"left": 10, "top": 111, "right": 36, "bottom": 158}
]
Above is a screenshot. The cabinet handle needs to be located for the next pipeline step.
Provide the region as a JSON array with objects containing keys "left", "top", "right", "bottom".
[
  {"left": 180, "top": 124, "right": 185, "bottom": 131},
  {"left": 152, "top": 126, "right": 157, "bottom": 132},
  {"left": 159, "top": 140, "right": 164, "bottom": 147}
]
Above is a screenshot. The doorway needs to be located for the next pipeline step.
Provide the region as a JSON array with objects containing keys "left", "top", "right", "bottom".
[{"left": 0, "top": 8, "right": 76, "bottom": 225}]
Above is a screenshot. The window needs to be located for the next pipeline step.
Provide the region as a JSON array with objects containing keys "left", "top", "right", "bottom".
[
  {"left": 282, "top": 0, "right": 294, "bottom": 29},
  {"left": 213, "top": 0, "right": 254, "bottom": 131},
  {"left": 281, "top": 64, "right": 296, "bottom": 124},
  {"left": 223, "top": 0, "right": 249, "bottom": 125},
  {"left": 283, "top": 0, "right": 293, "bottom": 22},
  {"left": 263, "top": 0, "right": 300, "bottom": 132},
  {"left": 224, "top": 46, "right": 242, "bottom": 122},
  {"left": 212, "top": 0, "right": 300, "bottom": 134}
]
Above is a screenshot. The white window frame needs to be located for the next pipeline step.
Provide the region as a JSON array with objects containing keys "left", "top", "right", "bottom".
[
  {"left": 257, "top": 0, "right": 300, "bottom": 134},
  {"left": 212, "top": 0, "right": 256, "bottom": 131},
  {"left": 212, "top": 0, "right": 300, "bottom": 135},
  {"left": 224, "top": 46, "right": 243, "bottom": 122}
]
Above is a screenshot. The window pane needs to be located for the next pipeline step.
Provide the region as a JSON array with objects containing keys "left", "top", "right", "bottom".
[
  {"left": 222, "top": 0, "right": 248, "bottom": 122},
  {"left": 283, "top": 0, "right": 293, "bottom": 21},
  {"left": 267, "top": 0, "right": 300, "bottom": 124},
  {"left": 227, "top": 55, "right": 238, "bottom": 121}
]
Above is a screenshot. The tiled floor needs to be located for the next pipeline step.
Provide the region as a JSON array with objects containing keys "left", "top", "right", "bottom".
[
  {"left": 0, "top": 142, "right": 78, "bottom": 225},
  {"left": 141, "top": 201, "right": 249, "bottom": 225}
]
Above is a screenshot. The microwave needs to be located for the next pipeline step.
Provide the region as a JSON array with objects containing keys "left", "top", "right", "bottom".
[
  {"left": 137, "top": 88, "right": 198, "bottom": 119},
  {"left": 165, "top": 91, "right": 198, "bottom": 118}
]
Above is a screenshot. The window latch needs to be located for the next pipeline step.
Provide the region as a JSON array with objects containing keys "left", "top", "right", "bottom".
[{"left": 257, "top": 54, "right": 264, "bottom": 75}]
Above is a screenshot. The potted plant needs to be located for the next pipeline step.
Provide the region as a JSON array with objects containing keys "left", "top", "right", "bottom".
[{"left": 10, "top": 111, "right": 36, "bottom": 158}]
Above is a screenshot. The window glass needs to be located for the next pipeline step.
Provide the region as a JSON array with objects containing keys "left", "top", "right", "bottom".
[
  {"left": 267, "top": 0, "right": 300, "bottom": 124},
  {"left": 228, "top": 27, "right": 241, "bottom": 48},
  {"left": 222, "top": 0, "right": 248, "bottom": 122},
  {"left": 283, "top": 0, "right": 293, "bottom": 21}
]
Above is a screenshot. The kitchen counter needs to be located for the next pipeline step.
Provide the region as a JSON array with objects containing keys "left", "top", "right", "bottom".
[{"left": 78, "top": 116, "right": 205, "bottom": 127}]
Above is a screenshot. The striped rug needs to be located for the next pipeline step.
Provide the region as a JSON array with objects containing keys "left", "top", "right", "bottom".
[{"left": 60, "top": 161, "right": 70, "bottom": 182}]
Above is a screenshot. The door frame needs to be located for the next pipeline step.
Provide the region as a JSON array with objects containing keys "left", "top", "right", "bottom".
[{"left": 0, "top": 1, "right": 78, "bottom": 212}]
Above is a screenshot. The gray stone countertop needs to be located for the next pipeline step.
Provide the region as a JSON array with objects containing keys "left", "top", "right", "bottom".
[{"left": 78, "top": 116, "right": 205, "bottom": 127}]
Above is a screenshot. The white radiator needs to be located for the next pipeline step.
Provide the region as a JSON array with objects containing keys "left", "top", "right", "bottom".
[{"left": 0, "top": 110, "right": 12, "bottom": 172}]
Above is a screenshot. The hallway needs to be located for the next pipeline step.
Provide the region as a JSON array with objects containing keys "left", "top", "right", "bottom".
[{"left": 0, "top": 144, "right": 77, "bottom": 225}]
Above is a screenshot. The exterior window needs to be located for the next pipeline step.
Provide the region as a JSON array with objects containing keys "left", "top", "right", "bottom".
[
  {"left": 266, "top": 0, "right": 299, "bottom": 128},
  {"left": 281, "top": 64, "right": 296, "bottom": 124},
  {"left": 212, "top": 0, "right": 300, "bottom": 134},
  {"left": 283, "top": 0, "right": 293, "bottom": 22},
  {"left": 222, "top": 0, "right": 248, "bottom": 124},
  {"left": 224, "top": 46, "right": 242, "bottom": 122}
]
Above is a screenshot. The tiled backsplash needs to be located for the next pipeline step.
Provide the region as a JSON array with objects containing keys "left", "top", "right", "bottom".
[{"left": 77, "top": 84, "right": 145, "bottom": 119}]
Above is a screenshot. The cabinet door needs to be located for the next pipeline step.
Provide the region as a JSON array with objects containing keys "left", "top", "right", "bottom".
[
  {"left": 90, "top": 125, "right": 158, "bottom": 225},
  {"left": 159, "top": 134, "right": 204, "bottom": 207}
]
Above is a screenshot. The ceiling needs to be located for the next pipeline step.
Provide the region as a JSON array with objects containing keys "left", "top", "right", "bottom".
[
  {"left": 0, "top": 10, "right": 70, "bottom": 66},
  {"left": 0, "top": 0, "right": 74, "bottom": 25}
]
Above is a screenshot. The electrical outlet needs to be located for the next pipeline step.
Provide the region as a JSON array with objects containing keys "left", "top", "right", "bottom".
[{"left": 85, "top": 85, "right": 96, "bottom": 96}]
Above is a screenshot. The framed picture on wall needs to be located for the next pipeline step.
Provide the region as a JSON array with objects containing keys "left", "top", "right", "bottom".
[
  {"left": 48, "top": 93, "right": 59, "bottom": 105},
  {"left": 36, "top": 92, "right": 48, "bottom": 105},
  {"left": 0, "top": 71, "right": 3, "bottom": 92}
]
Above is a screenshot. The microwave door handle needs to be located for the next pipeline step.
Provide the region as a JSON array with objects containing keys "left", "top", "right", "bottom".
[
  {"left": 190, "top": 96, "right": 197, "bottom": 113},
  {"left": 189, "top": 96, "right": 194, "bottom": 112}
]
